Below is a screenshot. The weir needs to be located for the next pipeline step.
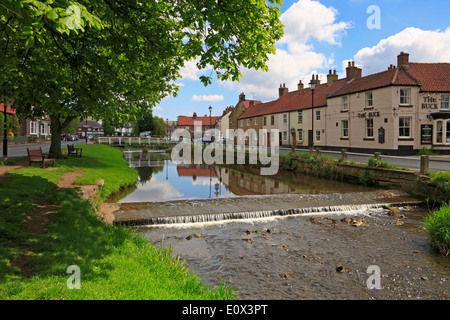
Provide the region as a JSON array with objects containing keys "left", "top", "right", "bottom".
[{"left": 111, "top": 190, "right": 423, "bottom": 227}]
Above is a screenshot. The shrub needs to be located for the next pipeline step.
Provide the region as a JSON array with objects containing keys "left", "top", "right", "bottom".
[
  {"left": 423, "top": 205, "right": 450, "bottom": 256},
  {"left": 359, "top": 169, "right": 374, "bottom": 186}
]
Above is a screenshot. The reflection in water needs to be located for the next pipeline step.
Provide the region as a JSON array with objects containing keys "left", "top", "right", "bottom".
[{"left": 119, "top": 150, "right": 374, "bottom": 203}]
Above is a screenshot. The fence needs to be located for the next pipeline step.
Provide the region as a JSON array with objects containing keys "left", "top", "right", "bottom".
[{"left": 97, "top": 136, "right": 178, "bottom": 146}]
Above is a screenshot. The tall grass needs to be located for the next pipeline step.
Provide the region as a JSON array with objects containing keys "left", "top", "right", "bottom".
[{"left": 423, "top": 205, "right": 450, "bottom": 256}]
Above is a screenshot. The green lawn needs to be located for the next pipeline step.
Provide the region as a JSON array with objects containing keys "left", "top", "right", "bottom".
[{"left": 0, "top": 144, "right": 235, "bottom": 299}]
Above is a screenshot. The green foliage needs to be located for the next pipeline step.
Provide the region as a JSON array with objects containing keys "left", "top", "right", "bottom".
[
  {"left": 2, "top": 0, "right": 284, "bottom": 156},
  {"left": 428, "top": 171, "right": 450, "bottom": 204},
  {"left": 367, "top": 156, "right": 406, "bottom": 170},
  {"left": 417, "top": 146, "right": 439, "bottom": 155},
  {"left": 359, "top": 169, "right": 374, "bottom": 186},
  {"left": 423, "top": 205, "right": 450, "bottom": 256}
]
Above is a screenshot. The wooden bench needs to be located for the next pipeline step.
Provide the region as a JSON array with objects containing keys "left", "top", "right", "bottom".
[
  {"left": 68, "top": 144, "right": 82, "bottom": 157},
  {"left": 27, "top": 148, "right": 56, "bottom": 168}
]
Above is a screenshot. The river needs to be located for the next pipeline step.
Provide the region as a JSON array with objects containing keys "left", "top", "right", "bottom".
[{"left": 115, "top": 150, "right": 449, "bottom": 299}]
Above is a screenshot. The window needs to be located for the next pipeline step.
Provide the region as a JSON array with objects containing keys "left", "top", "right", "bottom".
[
  {"left": 298, "top": 111, "right": 303, "bottom": 124},
  {"left": 315, "top": 130, "right": 320, "bottom": 142},
  {"left": 240, "top": 120, "right": 244, "bottom": 127},
  {"left": 255, "top": 118, "right": 258, "bottom": 125},
  {"left": 41, "top": 124, "right": 46, "bottom": 135},
  {"left": 400, "top": 88, "right": 411, "bottom": 105},
  {"left": 271, "top": 116, "right": 275, "bottom": 125},
  {"left": 342, "top": 96, "right": 348, "bottom": 111},
  {"left": 283, "top": 131, "right": 287, "bottom": 140},
  {"left": 438, "top": 120, "right": 450, "bottom": 144},
  {"left": 246, "top": 119, "right": 250, "bottom": 126},
  {"left": 365, "top": 118, "right": 374, "bottom": 138},
  {"left": 366, "top": 92, "right": 373, "bottom": 108},
  {"left": 441, "top": 95, "right": 449, "bottom": 110},
  {"left": 283, "top": 114, "right": 287, "bottom": 124},
  {"left": 264, "top": 117, "right": 267, "bottom": 126},
  {"left": 399, "top": 117, "right": 411, "bottom": 137},
  {"left": 341, "top": 120, "right": 349, "bottom": 138},
  {"left": 436, "top": 120, "right": 443, "bottom": 143},
  {"left": 30, "top": 121, "right": 37, "bottom": 135},
  {"left": 316, "top": 110, "right": 320, "bottom": 121},
  {"left": 297, "top": 129, "right": 303, "bottom": 142},
  {"left": 447, "top": 121, "right": 450, "bottom": 143}
]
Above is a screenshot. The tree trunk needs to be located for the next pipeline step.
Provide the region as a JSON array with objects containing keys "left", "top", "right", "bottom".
[
  {"left": 49, "top": 117, "right": 63, "bottom": 158},
  {"left": 49, "top": 114, "right": 75, "bottom": 158}
]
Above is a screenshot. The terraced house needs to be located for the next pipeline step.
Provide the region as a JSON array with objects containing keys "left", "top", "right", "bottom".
[
  {"left": 235, "top": 52, "right": 450, "bottom": 155},
  {"left": 326, "top": 52, "right": 450, "bottom": 155}
]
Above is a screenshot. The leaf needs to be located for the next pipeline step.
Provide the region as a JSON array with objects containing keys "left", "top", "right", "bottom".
[
  {"left": 25, "top": 36, "right": 35, "bottom": 50},
  {"left": 46, "top": 8, "right": 58, "bottom": 21}
]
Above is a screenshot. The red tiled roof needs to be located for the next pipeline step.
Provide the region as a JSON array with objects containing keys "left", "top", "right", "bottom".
[
  {"left": 177, "top": 167, "right": 217, "bottom": 178},
  {"left": 243, "top": 100, "right": 262, "bottom": 108},
  {"left": 239, "top": 79, "right": 347, "bottom": 119},
  {"left": 407, "top": 63, "right": 450, "bottom": 92},
  {"left": 0, "top": 103, "right": 16, "bottom": 114},
  {"left": 177, "top": 116, "right": 220, "bottom": 126},
  {"left": 329, "top": 62, "right": 450, "bottom": 97}
]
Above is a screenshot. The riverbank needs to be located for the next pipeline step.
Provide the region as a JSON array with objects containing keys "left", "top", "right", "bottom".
[{"left": 0, "top": 144, "right": 234, "bottom": 299}]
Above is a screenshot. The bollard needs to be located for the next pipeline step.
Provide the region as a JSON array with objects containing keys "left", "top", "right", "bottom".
[
  {"left": 315, "top": 148, "right": 321, "bottom": 158},
  {"left": 341, "top": 149, "right": 347, "bottom": 162},
  {"left": 420, "top": 155, "right": 429, "bottom": 175},
  {"left": 309, "top": 147, "right": 314, "bottom": 157}
]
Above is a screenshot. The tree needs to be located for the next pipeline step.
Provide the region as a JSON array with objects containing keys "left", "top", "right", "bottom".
[
  {"left": 1, "top": 0, "right": 284, "bottom": 157},
  {"left": 137, "top": 112, "right": 154, "bottom": 134}
]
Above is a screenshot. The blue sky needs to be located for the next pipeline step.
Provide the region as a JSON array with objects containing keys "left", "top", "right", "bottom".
[{"left": 155, "top": 0, "right": 450, "bottom": 121}]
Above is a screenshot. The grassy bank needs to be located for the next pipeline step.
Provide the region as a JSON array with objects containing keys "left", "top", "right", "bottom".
[{"left": 0, "top": 144, "right": 234, "bottom": 299}]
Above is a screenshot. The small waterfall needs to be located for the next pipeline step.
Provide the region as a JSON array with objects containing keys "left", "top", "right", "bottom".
[{"left": 115, "top": 202, "right": 417, "bottom": 227}]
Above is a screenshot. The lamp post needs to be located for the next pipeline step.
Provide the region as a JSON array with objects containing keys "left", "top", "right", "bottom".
[
  {"left": 309, "top": 78, "right": 316, "bottom": 149},
  {"left": 208, "top": 106, "right": 212, "bottom": 141},
  {"left": 166, "top": 118, "right": 168, "bottom": 137}
]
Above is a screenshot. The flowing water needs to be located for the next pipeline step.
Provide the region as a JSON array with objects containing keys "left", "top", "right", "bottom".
[{"left": 115, "top": 150, "right": 449, "bottom": 299}]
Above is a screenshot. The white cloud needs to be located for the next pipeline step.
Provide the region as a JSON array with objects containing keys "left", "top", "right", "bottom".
[
  {"left": 354, "top": 27, "right": 450, "bottom": 75},
  {"left": 221, "top": 0, "right": 352, "bottom": 100},
  {"left": 192, "top": 94, "right": 224, "bottom": 102},
  {"left": 153, "top": 106, "right": 164, "bottom": 111},
  {"left": 179, "top": 59, "right": 204, "bottom": 81}
]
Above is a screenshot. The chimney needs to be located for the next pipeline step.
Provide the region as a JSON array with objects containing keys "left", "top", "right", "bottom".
[
  {"left": 397, "top": 51, "right": 409, "bottom": 67},
  {"left": 193, "top": 112, "right": 197, "bottom": 119},
  {"left": 346, "top": 61, "right": 362, "bottom": 80},
  {"left": 279, "top": 83, "right": 289, "bottom": 97},
  {"left": 239, "top": 92, "right": 245, "bottom": 102},
  {"left": 298, "top": 80, "right": 304, "bottom": 90},
  {"left": 327, "top": 69, "right": 338, "bottom": 84},
  {"left": 310, "top": 74, "right": 321, "bottom": 86}
]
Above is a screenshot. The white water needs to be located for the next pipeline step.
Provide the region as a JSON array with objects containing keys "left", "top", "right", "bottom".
[{"left": 129, "top": 203, "right": 414, "bottom": 227}]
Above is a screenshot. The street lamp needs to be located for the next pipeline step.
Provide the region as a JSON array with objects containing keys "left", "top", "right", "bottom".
[
  {"left": 166, "top": 118, "right": 168, "bottom": 137},
  {"left": 208, "top": 106, "right": 212, "bottom": 142},
  {"left": 309, "top": 78, "right": 316, "bottom": 149},
  {"left": 208, "top": 106, "right": 212, "bottom": 127}
]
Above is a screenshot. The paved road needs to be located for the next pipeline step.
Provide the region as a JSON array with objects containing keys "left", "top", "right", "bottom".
[
  {"left": 279, "top": 147, "right": 450, "bottom": 172},
  {"left": 3, "top": 140, "right": 86, "bottom": 159}
]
